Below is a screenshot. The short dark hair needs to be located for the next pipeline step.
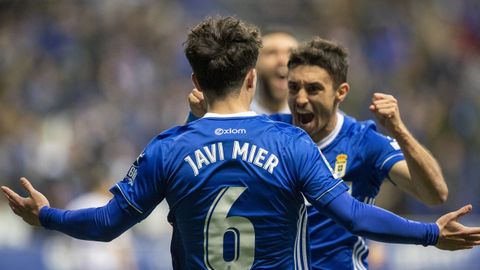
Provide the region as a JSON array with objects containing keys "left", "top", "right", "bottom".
[
  {"left": 184, "top": 16, "right": 262, "bottom": 99},
  {"left": 288, "top": 37, "right": 348, "bottom": 88}
]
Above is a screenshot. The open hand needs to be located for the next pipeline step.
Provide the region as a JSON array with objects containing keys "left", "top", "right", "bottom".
[
  {"left": 188, "top": 88, "right": 207, "bottom": 117},
  {"left": 435, "top": 204, "right": 480, "bottom": 250},
  {"left": 1, "top": 177, "right": 50, "bottom": 226}
]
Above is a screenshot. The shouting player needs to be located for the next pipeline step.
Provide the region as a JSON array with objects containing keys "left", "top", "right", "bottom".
[
  {"left": 3, "top": 17, "right": 479, "bottom": 270},
  {"left": 282, "top": 37, "right": 449, "bottom": 269}
]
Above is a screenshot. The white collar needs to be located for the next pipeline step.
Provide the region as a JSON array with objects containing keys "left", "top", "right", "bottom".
[
  {"left": 203, "top": 111, "right": 258, "bottom": 118},
  {"left": 317, "top": 112, "right": 344, "bottom": 149}
]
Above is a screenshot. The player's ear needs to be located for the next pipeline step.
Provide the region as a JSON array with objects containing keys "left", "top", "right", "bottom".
[
  {"left": 245, "top": 68, "right": 257, "bottom": 90},
  {"left": 336, "top": 82, "right": 349, "bottom": 102},
  {"left": 191, "top": 73, "right": 203, "bottom": 92}
]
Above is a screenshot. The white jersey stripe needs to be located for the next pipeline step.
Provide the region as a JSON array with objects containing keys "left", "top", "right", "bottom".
[
  {"left": 317, "top": 149, "right": 336, "bottom": 176},
  {"left": 353, "top": 237, "right": 368, "bottom": 270},
  {"left": 357, "top": 247, "right": 369, "bottom": 270},
  {"left": 352, "top": 200, "right": 373, "bottom": 270},
  {"left": 315, "top": 181, "right": 345, "bottom": 202},
  {"left": 379, "top": 153, "right": 404, "bottom": 171},
  {"left": 294, "top": 204, "right": 308, "bottom": 270},
  {"left": 358, "top": 238, "right": 369, "bottom": 270},
  {"left": 115, "top": 184, "right": 143, "bottom": 214},
  {"left": 301, "top": 205, "right": 308, "bottom": 269},
  {"left": 362, "top": 197, "right": 376, "bottom": 205},
  {"left": 352, "top": 238, "right": 362, "bottom": 270},
  {"left": 294, "top": 207, "right": 300, "bottom": 270}
]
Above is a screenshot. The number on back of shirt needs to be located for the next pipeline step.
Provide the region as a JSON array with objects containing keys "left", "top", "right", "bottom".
[{"left": 204, "top": 186, "right": 255, "bottom": 270}]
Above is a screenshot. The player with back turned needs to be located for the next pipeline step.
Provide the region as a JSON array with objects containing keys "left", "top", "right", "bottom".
[{"left": 2, "top": 17, "right": 480, "bottom": 270}]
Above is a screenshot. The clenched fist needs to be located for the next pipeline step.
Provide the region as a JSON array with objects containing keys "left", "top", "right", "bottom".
[{"left": 369, "top": 93, "right": 406, "bottom": 136}]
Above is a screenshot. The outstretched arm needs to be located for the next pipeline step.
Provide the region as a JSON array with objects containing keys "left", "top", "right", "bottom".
[
  {"left": 370, "top": 92, "right": 448, "bottom": 205},
  {"left": 39, "top": 198, "right": 140, "bottom": 242},
  {"left": 315, "top": 191, "right": 480, "bottom": 250},
  {"left": 2, "top": 178, "right": 141, "bottom": 242}
]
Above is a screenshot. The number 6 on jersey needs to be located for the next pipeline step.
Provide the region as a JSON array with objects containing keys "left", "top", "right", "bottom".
[{"left": 204, "top": 186, "right": 255, "bottom": 269}]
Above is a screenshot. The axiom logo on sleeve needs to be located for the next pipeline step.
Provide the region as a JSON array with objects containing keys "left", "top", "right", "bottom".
[{"left": 214, "top": 128, "right": 247, "bottom": 135}]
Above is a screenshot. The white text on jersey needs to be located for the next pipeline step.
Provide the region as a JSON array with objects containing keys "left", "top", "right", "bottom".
[
  {"left": 184, "top": 142, "right": 225, "bottom": 176},
  {"left": 184, "top": 141, "right": 279, "bottom": 176}
]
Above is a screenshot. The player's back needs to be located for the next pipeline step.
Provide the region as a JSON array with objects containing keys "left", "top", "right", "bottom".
[
  {"left": 113, "top": 112, "right": 346, "bottom": 269},
  {"left": 164, "top": 113, "right": 310, "bottom": 269}
]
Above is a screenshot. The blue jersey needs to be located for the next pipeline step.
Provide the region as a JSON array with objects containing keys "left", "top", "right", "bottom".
[
  {"left": 111, "top": 113, "right": 348, "bottom": 269},
  {"left": 270, "top": 113, "right": 405, "bottom": 270}
]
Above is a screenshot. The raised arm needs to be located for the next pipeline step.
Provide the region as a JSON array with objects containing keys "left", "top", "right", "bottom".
[
  {"left": 370, "top": 92, "right": 448, "bottom": 205},
  {"left": 314, "top": 191, "right": 480, "bottom": 250}
]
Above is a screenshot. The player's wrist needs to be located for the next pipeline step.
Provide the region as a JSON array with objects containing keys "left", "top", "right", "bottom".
[
  {"left": 389, "top": 122, "right": 410, "bottom": 142},
  {"left": 429, "top": 223, "right": 440, "bottom": 246},
  {"left": 38, "top": 205, "right": 52, "bottom": 228}
]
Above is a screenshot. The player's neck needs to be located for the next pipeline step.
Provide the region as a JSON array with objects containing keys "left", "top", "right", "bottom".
[
  {"left": 208, "top": 93, "right": 252, "bottom": 114},
  {"left": 205, "top": 75, "right": 256, "bottom": 114},
  {"left": 312, "top": 112, "right": 338, "bottom": 143},
  {"left": 208, "top": 104, "right": 250, "bottom": 114}
]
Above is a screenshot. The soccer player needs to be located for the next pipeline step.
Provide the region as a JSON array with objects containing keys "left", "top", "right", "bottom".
[
  {"left": 188, "top": 37, "right": 450, "bottom": 269},
  {"left": 279, "top": 37, "right": 449, "bottom": 270},
  {"left": 2, "top": 17, "right": 480, "bottom": 270},
  {"left": 250, "top": 30, "right": 298, "bottom": 114}
]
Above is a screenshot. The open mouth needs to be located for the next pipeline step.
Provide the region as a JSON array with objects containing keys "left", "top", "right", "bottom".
[{"left": 297, "top": 112, "right": 315, "bottom": 124}]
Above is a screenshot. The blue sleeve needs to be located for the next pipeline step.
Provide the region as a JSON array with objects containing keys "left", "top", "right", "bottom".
[
  {"left": 39, "top": 195, "right": 142, "bottom": 242},
  {"left": 315, "top": 192, "right": 439, "bottom": 245},
  {"left": 110, "top": 140, "right": 166, "bottom": 216},
  {"left": 185, "top": 111, "right": 200, "bottom": 123},
  {"left": 291, "top": 132, "right": 349, "bottom": 206},
  {"left": 360, "top": 123, "right": 405, "bottom": 184}
]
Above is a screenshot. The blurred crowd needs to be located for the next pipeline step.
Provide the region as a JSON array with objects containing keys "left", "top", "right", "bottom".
[{"left": 0, "top": 0, "right": 479, "bottom": 269}]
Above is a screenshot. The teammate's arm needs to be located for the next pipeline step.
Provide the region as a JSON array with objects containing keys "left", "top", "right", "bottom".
[
  {"left": 313, "top": 191, "right": 480, "bottom": 250},
  {"left": 370, "top": 92, "right": 448, "bottom": 205}
]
